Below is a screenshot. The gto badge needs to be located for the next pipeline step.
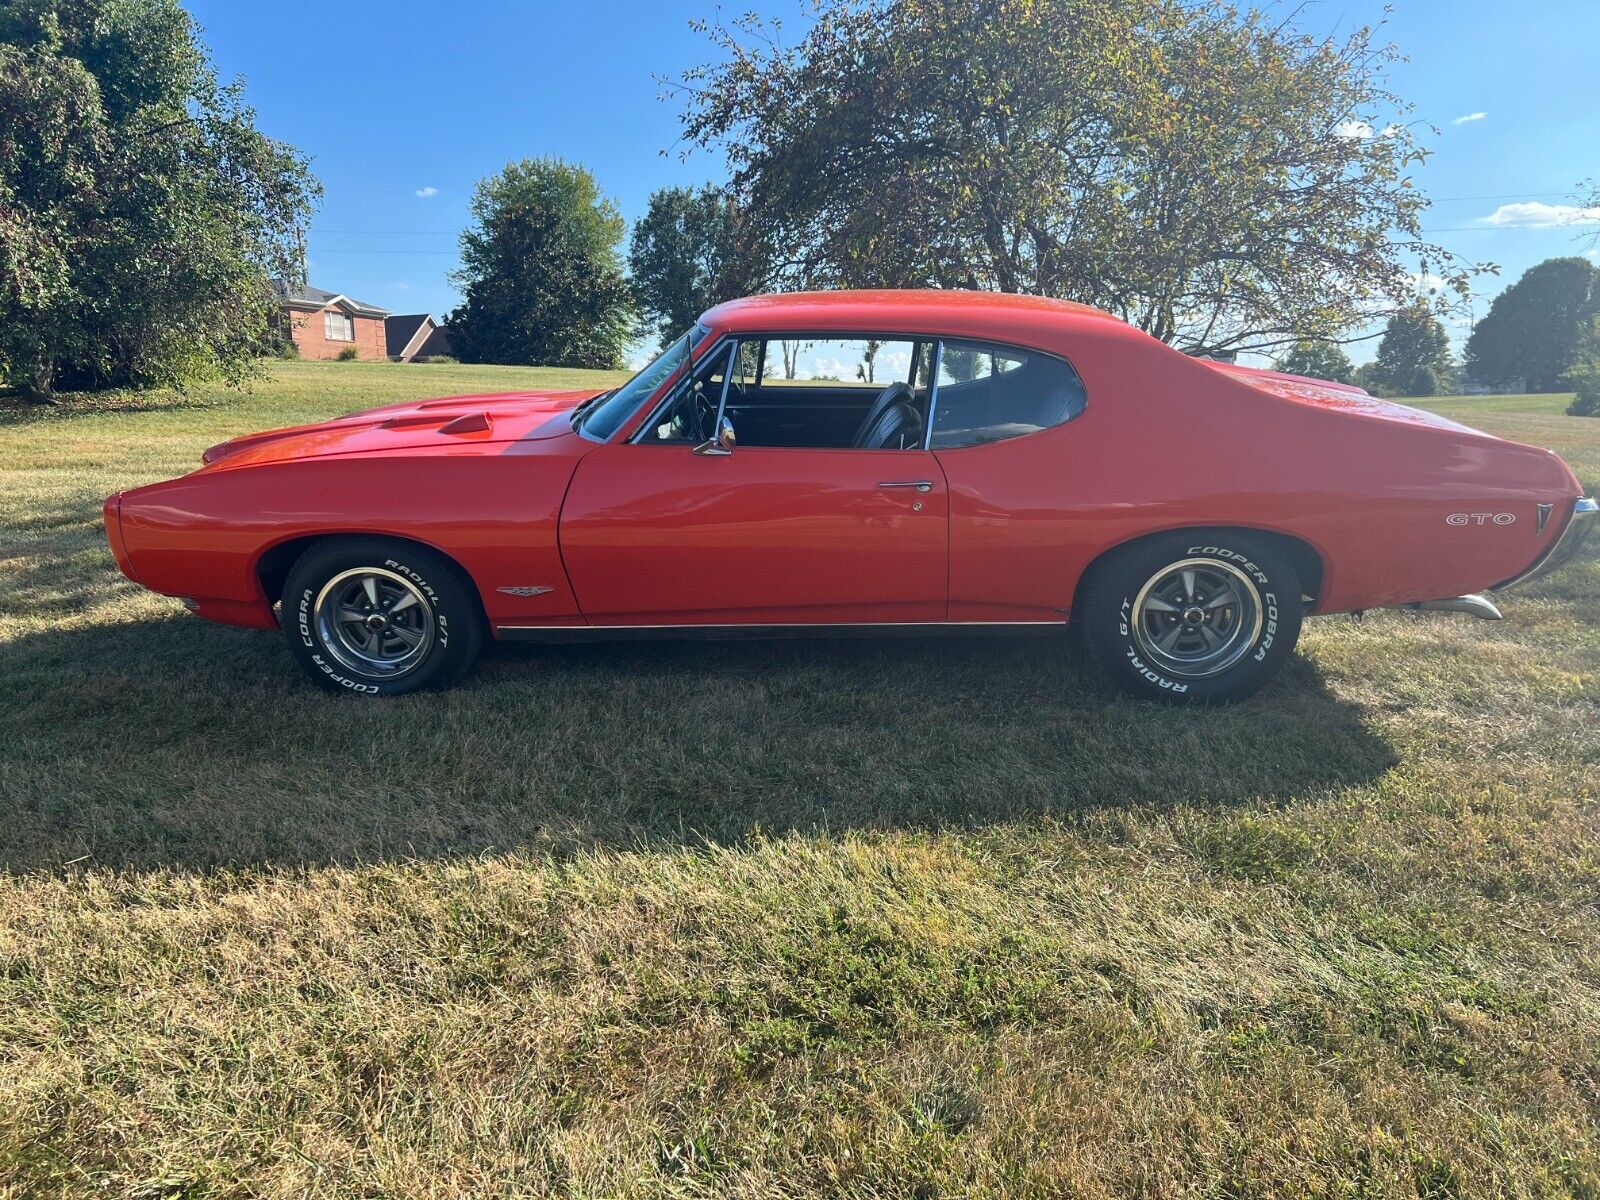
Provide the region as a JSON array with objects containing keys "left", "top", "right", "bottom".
[
  {"left": 496, "top": 585, "right": 555, "bottom": 597},
  {"left": 1446, "top": 512, "right": 1516, "bottom": 526}
]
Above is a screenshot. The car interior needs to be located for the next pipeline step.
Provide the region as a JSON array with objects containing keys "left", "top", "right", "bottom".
[{"left": 638, "top": 334, "right": 1086, "bottom": 452}]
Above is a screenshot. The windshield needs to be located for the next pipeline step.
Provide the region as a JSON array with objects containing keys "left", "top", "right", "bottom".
[{"left": 578, "top": 326, "right": 708, "bottom": 441}]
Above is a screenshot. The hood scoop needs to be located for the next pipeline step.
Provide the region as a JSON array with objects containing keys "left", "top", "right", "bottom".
[
  {"left": 438, "top": 411, "right": 492, "bottom": 435},
  {"left": 378, "top": 410, "right": 493, "bottom": 436}
]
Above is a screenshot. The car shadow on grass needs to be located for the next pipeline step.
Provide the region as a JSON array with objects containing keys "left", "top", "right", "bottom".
[{"left": 0, "top": 610, "right": 1398, "bottom": 874}]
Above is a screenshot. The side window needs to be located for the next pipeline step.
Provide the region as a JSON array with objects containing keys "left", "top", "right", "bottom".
[
  {"left": 930, "top": 339, "right": 1085, "bottom": 449},
  {"left": 758, "top": 338, "right": 917, "bottom": 388}
]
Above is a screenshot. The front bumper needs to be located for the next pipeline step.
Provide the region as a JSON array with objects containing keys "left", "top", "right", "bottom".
[{"left": 1492, "top": 497, "right": 1598, "bottom": 592}]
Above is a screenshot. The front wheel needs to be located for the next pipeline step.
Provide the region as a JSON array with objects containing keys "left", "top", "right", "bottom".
[
  {"left": 1076, "top": 532, "right": 1303, "bottom": 703},
  {"left": 281, "top": 537, "right": 484, "bottom": 695}
]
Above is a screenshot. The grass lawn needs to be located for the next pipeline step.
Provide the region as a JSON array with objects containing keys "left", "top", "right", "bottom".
[{"left": 1, "top": 361, "right": 1597, "bottom": 1197}]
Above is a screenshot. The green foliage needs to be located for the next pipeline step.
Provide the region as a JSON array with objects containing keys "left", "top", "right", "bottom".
[
  {"left": 0, "top": 0, "right": 319, "bottom": 398},
  {"left": 1369, "top": 303, "right": 1454, "bottom": 396},
  {"left": 418, "top": 354, "right": 458, "bottom": 365},
  {"left": 1562, "top": 314, "right": 1600, "bottom": 417},
  {"left": 1275, "top": 340, "right": 1356, "bottom": 383},
  {"left": 335, "top": 345, "right": 360, "bottom": 362},
  {"left": 628, "top": 185, "right": 771, "bottom": 348},
  {"left": 677, "top": 0, "right": 1478, "bottom": 357},
  {"left": 448, "top": 157, "right": 633, "bottom": 369},
  {"left": 1465, "top": 257, "right": 1598, "bottom": 392}
]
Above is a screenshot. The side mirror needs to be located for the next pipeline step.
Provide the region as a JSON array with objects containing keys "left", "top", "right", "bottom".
[{"left": 694, "top": 416, "right": 736, "bottom": 456}]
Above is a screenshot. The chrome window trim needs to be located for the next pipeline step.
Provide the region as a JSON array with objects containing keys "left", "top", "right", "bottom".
[
  {"left": 922, "top": 339, "right": 944, "bottom": 452},
  {"left": 923, "top": 336, "right": 1089, "bottom": 452},
  {"left": 626, "top": 336, "right": 737, "bottom": 446},
  {"left": 616, "top": 328, "right": 1087, "bottom": 452}
]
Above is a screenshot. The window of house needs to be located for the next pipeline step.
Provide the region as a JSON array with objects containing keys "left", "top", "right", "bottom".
[
  {"left": 928, "top": 339, "right": 1086, "bottom": 449},
  {"left": 324, "top": 311, "right": 355, "bottom": 341}
]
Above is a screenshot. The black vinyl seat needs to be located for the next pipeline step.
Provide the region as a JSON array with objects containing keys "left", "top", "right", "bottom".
[{"left": 850, "top": 382, "right": 924, "bottom": 450}]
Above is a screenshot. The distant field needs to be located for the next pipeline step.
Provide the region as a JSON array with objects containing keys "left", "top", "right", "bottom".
[{"left": 0, "top": 366, "right": 1596, "bottom": 1196}]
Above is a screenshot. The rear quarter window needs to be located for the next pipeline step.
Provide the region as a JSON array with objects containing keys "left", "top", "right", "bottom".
[{"left": 930, "top": 339, "right": 1086, "bottom": 449}]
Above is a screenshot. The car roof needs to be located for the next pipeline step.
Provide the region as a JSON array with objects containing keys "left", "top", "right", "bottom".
[{"left": 701, "top": 290, "right": 1127, "bottom": 343}]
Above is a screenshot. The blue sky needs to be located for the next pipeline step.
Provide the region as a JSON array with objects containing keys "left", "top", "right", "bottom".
[{"left": 186, "top": 1, "right": 1598, "bottom": 363}]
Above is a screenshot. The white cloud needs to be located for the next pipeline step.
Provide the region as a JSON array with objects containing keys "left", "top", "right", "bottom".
[
  {"left": 1451, "top": 112, "right": 1487, "bottom": 125},
  {"left": 415, "top": 186, "right": 439, "bottom": 198},
  {"left": 1334, "top": 119, "right": 1401, "bottom": 141},
  {"left": 1478, "top": 201, "right": 1600, "bottom": 229},
  {"left": 1410, "top": 270, "right": 1451, "bottom": 295}
]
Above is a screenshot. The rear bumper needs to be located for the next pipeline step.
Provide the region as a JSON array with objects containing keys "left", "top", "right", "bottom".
[{"left": 1492, "top": 497, "right": 1597, "bottom": 592}]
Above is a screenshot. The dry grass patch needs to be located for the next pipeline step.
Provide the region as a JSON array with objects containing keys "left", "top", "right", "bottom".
[{"left": 0, "top": 371, "right": 1596, "bottom": 1196}]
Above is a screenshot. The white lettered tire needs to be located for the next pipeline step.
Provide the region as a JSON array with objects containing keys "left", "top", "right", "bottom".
[
  {"left": 1077, "top": 531, "right": 1303, "bottom": 703},
  {"left": 281, "top": 537, "right": 485, "bottom": 695}
]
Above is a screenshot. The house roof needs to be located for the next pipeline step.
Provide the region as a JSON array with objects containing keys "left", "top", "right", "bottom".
[
  {"left": 272, "top": 280, "right": 390, "bottom": 318},
  {"left": 385, "top": 313, "right": 435, "bottom": 358}
]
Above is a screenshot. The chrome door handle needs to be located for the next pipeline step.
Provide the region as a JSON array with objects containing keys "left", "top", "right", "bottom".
[{"left": 878, "top": 480, "right": 933, "bottom": 492}]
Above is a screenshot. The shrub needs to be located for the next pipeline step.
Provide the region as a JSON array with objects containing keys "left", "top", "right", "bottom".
[
  {"left": 273, "top": 339, "right": 300, "bottom": 361},
  {"left": 1565, "top": 367, "right": 1600, "bottom": 417},
  {"left": 335, "top": 346, "right": 360, "bottom": 362},
  {"left": 422, "top": 354, "right": 458, "bottom": 365}
]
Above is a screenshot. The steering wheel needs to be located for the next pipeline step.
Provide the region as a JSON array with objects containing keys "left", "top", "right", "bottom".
[{"left": 692, "top": 383, "right": 718, "bottom": 443}]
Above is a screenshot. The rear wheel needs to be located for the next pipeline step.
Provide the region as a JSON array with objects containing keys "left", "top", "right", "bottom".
[
  {"left": 1077, "top": 531, "right": 1303, "bottom": 703},
  {"left": 281, "top": 538, "right": 484, "bottom": 695}
]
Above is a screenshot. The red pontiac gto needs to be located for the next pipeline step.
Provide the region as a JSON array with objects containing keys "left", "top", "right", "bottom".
[{"left": 104, "top": 290, "right": 1594, "bottom": 702}]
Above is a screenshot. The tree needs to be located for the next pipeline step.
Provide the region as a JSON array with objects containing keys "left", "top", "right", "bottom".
[
  {"left": 449, "top": 158, "right": 633, "bottom": 369},
  {"left": 674, "top": 0, "right": 1477, "bottom": 357},
  {"left": 1369, "top": 303, "right": 1453, "bottom": 396},
  {"left": 0, "top": 0, "right": 319, "bottom": 398},
  {"left": 1275, "top": 340, "right": 1355, "bottom": 383},
  {"left": 628, "top": 185, "right": 769, "bottom": 347},
  {"left": 1463, "top": 257, "right": 1598, "bottom": 392},
  {"left": 1562, "top": 314, "right": 1600, "bottom": 417}
]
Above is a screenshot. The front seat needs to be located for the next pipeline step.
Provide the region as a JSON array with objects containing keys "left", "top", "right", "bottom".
[{"left": 850, "top": 382, "right": 924, "bottom": 449}]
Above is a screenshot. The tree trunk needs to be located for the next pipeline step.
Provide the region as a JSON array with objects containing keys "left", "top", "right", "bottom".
[{"left": 23, "top": 357, "right": 56, "bottom": 405}]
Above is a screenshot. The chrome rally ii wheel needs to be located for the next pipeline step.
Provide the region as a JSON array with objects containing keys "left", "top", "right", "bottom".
[
  {"left": 314, "top": 567, "right": 437, "bottom": 680},
  {"left": 1130, "top": 557, "right": 1263, "bottom": 680}
]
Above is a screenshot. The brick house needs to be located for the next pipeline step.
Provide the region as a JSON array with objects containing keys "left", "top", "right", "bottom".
[
  {"left": 385, "top": 314, "right": 456, "bottom": 362},
  {"left": 273, "top": 282, "right": 391, "bottom": 360}
]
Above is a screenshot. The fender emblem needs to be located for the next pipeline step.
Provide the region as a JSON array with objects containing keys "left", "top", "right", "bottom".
[
  {"left": 497, "top": 585, "right": 555, "bottom": 597},
  {"left": 1446, "top": 512, "right": 1515, "bottom": 526},
  {"left": 1536, "top": 503, "right": 1554, "bottom": 533}
]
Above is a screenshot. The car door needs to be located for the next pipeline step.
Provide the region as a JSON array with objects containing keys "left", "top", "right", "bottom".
[
  {"left": 559, "top": 443, "right": 948, "bottom": 625},
  {"left": 559, "top": 333, "right": 949, "bottom": 625}
]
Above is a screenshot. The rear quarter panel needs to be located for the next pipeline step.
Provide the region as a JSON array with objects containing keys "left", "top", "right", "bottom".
[{"left": 939, "top": 320, "right": 1578, "bottom": 618}]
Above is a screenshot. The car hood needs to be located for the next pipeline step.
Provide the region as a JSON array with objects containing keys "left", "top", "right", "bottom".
[{"left": 199, "top": 388, "right": 603, "bottom": 469}]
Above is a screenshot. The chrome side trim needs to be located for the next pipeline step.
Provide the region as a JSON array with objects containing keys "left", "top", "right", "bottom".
[
  {"left": 496, "top": 585, "right": 555, "bottom": 597},
  {"left": 1491, "top": 497, "right": 1597, "bottom": 592},
  {"left": 494, "top": 620, "right": 1065, "bottom": 643}
]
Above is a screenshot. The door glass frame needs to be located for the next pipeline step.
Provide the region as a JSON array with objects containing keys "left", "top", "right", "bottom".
[
  {"left": 627, "top": 337, "right": 738, "bottom": 446},
  {"left": 625, "top": 330, "right": 940, "bottom": 452}
]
